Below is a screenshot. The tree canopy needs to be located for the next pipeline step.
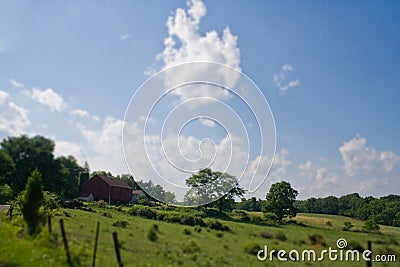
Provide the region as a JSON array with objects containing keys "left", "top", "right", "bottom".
[
  {"left": 184, "top": 168, "right": 245, "bottom": 210},
  {"left": 262, "top": 181, "right": 298, "bottom": 221},
  {"left": 0, "top": 135, "right": 85, "bottom": 201}
]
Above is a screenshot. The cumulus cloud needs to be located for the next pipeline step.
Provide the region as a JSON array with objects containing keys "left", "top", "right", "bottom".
[
  {"left": 339, "top": 135, "right": 400, "bottom": 176},
  {"left": 273, "top": 64, "right": 299, "bottom": 93},
  {"left": 148, "top": 0, "right": 241, "bottom": 103},
  {"left": 9, "top": 79, "right": 23, "bottom": 88},
  {"left": 24, "top": 88, "right": 66, "bottom": 112},
  {"left": 77, "top": 116, "right": 128, "bottom": 174},
  {"left": 54, "top": 140, "right": 86, "bottom": 164},
  {"left": 0, "top": 90, "right": 30, "bottom": 135}
]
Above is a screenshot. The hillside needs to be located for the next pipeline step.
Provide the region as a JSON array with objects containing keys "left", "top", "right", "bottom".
[{"left": 1, "top": 206, "right": 399, "bottom": 266}]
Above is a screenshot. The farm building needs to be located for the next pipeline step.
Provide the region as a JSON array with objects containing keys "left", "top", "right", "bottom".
[
  {"left": 132, "top": 189, "right": 146, "bottom": 203},
  {"left": 80, "top": 175, "right": 132, "bottom": 204}
]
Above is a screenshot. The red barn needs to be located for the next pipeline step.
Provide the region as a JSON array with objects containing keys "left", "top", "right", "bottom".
[{"left": 80, "top": 175, "right": 132, "bottom": 204}]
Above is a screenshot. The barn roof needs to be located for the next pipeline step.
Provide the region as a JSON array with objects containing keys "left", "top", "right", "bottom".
[
  {"left": 132, "top": 189, "right": 145, "bottom": 195},
  {"left": 96, "top": 175, "right": 132, "bottom": 189}
]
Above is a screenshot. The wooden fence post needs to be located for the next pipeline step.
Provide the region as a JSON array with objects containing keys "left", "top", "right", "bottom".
[
  {"left": 60, "top": 219, "right": 72, "bottom": 265},
  {"left": 112, "top": 232, "right": 123, "bottom": 267},
  {"left": 367, "top": 240, "right": 372, "bottom": 267},
  {"left": 48, "top": 216, "right": 52, "bottom": 234},
  {"left": 92, "top": 221, "right": 100, "bottom": 267}
]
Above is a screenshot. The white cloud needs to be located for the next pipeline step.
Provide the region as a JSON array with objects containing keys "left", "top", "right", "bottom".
[
  {"left": 298, "top": 160, "right": 313, "bottom": 177},
  {"left": 77, "top": 116, "right": 127, "bottom": 174},
  {"left": 120, "top": 33, "right": 130, "bottom": 40},
  {"left": 149, "top": 0, "right": 241, "bottom": 103},
  {"left": 199, "top": 118, "right": 216, "bottom": 127},
  {"left": 9, "top": 79, "right": 23, "bottom": 88},
  {"left": 25, "top": 88, "right": 66, "bottom": 112},
  {"left": 54, "top": 140, "right": 86, "bottom": 164},
  {"left": 0, "top": 90, "right": 30, "bottom": 135},
  {"left": 273, "top": 64, "right": 299, "bottom": 93},
  {"left": 70, "top": 108, "right": 90, "bottom": 118},
  {"left": 339, "top": 135, "right": 400, "bottom": 176}
]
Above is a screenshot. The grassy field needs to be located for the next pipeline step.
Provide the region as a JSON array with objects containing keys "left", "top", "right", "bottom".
[{"left": 1, "top": 205, "right": 399, "bottom": 267}]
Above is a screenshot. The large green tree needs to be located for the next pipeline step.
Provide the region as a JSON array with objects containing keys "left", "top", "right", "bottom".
[
  {"left": 262, "top": 181, "right": 298, "bottom": 221},
  {"left": 0, "top": 135, "right": 84, "bottom": 199},
  {"left": 1, "top": 135, "right": 58, "bottom": 193},
  {"left": 184, "top": 168, "right": 245, "bottom": 210}
]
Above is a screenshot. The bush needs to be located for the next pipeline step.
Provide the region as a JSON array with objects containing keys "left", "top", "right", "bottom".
[
  {"left": 130, "top": 205, "right": 157, "bottom": 220},
  {"left": 147, "top": 228, "right": 158, "bottom": 242},
  {"left": 42, "top": 191, "right": 60, "bottom": 211},
  {"left": 102, "top": 211, "right": 112, "bottom": 218},
  {"left": 95, "top": 200, "right": 107, "bottom": 208},
  {"left": 215, "top": 232, "right": 224, "bottom": 238},
  {"left": 112, "top": 220, "right": 128, "bottom": 228},
  {"left": 161, "top": 211, "right": 182, "bottom": 223},
  {"left": 309, "top": 234, "right": 326, "bottom": 247},
  {"left": 260, "top": 231, "right": 274, "bottom": 239},
  {"left": 207, "top": 220, "right": 230, "bottom": 232},
  {"left": 244, "top": 241, "right": 262, "bottom": 254},
  {"left": 183, "top": 228, "right": 191, "bottom": 235},
  {"left": 325, "top": 220, "right": 333, "bottom": 227},
  {"left": 231, "top": 210, "right": 250, "bottom": 222},
  {"left": 182, "top": 240, "right": 200, "bottom": 254},
  {"left": 362, "top": 218, "right": 380, "bottom": 233},
  {"left": 348, "top": 241, "right": 364, "bottom": 252},
  {"left": 274, "top": 232, "right": 287, "bottom": 241},
  {"left": 21, "top": 169, "right": 44, "bottom": 235},
  {"left": 0, "top": 184, "right": 14, "bottom": 203},
  {"left": 181, "top": 214, "right": 205, "bottom": 227},
  {"left": 263, "top": 212, "right": 279, "bottom": 223},
  {"left": 342, "top": 221, "right": 353, "bottom": 231}
]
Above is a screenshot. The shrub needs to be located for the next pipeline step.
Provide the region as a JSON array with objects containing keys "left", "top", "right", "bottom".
[
  {"left": 274, "top": 232, "right": 287, "bottom": 241},
  {"left": 207, "top": 220, "right": 230, "bottom": 232},
  {"left": 21, "top": 169, "right": 44, "bottom": 235},
  {"left": 42, "top": 191, "right": 60, "bottom": 211},
  {"left": 181, "top": 214, "right": 205, "bottom": 226},
  {"left": 215, "top": 232, "right": 224, "bottom": 238},
  {"left": 348, "top": 241, "right": 364, "bottom": 252},
  {"left": 183, "top": 228, "right": 191, "bottom": 235},
  {"left": 264, "top": 212, "right": 279, "bottom": 223},
  {"left": 362, "top": 218, "right": 380, "bottom": 233},
  {"left": 112, "top": 220, "right": 128, "bottom": 228},
  {"left": 147, "top": 228, "right": 158, "bottom": 242},
  {"left": 95, "top": 200, "right": 107, "bottom": 208},
  {"left": 325, "top": 220, "right": 333, "bottom": 227},
  {"left": 182, "top": 240, "right": 200, "bottom": 254},
  {"left": 244, "top": 241, "right": 262, "bottom": 254},
  {"left": 162, "top": 212, "right": 182, "bottom": 223},
  {"left": 194, "top": 226, "right": 202, "bottom": 233},
  {"left": 342, "top": 221, "right": 353, "bottom": 231},
  {"left": 309, "top": 234, "right": 326, "bottom": 247},
  {"left": 102, "top": 211, "right": 112, "bottom": 218},
  {"left": 231, "top": 210, "right": 250, "bottom": 222},
  {"left": 130, "top": 205, "right": 157, "bottom": 220},
  {"left": 260, "top": 231, "right": 274, "bottom": 239}
]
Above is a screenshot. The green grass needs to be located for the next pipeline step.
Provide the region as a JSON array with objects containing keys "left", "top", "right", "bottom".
[{"left": 1, "top": 208, "right": 399, "bottom": 266}]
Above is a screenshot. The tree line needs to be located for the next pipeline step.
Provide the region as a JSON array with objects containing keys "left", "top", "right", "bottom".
[{"left": 294, "top": 193, "right": 400, "bottom": 227}]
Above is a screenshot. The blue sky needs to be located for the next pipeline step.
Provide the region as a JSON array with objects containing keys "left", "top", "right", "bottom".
[{"left": 1, "top": 0, "right": 399, "bottom": 200}]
